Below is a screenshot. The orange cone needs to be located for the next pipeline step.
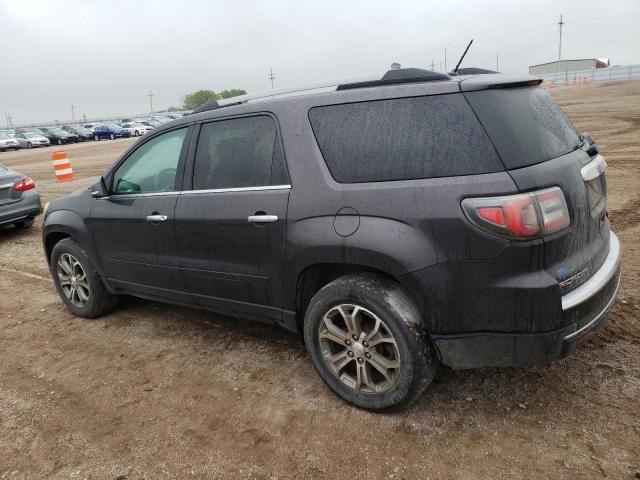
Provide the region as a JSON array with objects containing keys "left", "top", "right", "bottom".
[{"left": 52, "top": 151, "right": 76, "bottom": 182}]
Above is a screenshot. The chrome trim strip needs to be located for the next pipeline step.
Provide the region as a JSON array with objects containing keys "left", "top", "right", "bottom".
[
  {"left": 561, "top": 231, "right": 621, "bottom": 311},
  {"left": 182, "top": 185, "right": 291, "bottom": 195},
  {"left": 580, "top": 154, "right": 607, "bottom": 181},
  {"left": 563, "top": 271, "right": 620, "bottom": 341},
  {"left": 248, "top": 214, "right": 278, "bottom": 223},
  {"left": 99, "top": 185, "right": 291, "bottom": 200},
  {"left": 0, "top": 182, "right": 15, "bottom": 189}
]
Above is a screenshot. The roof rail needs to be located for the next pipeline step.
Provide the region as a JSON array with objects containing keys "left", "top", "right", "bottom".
[{"left": 189, "top": 68, "right": 453, "bottom": 115}]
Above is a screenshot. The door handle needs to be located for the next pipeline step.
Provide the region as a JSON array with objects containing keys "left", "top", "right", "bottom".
[
  {"left": 248, "top": 214, "right": 278, "bottom": 223},
  {"left": 146, "top": 214, "right": 168, "bottom": 222}
]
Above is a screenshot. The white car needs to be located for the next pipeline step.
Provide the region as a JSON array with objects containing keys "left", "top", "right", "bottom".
[
  {"left": 82, "top": 123, "right": 103, "bottom": 132},
  {"left": 0, "top": 132, "right": 21, "bottom": 151},
  {"left": 14, "top": 132, "right": 51, "bottom": 148},
  {"left": 119, "top": 122, "right": 152, "bottom": 137}
]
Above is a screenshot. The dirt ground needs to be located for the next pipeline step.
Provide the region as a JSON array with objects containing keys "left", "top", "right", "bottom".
[{"left": 0, "top": 81, "right": 639, "bottom": 480}]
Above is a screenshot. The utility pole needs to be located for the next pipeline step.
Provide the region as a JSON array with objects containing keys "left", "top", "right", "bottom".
[
  {"left": 4, "top": 110, "right": 8, "bottom": 128},
  {"left": 7, "top": 113, "right": 13, "bottom": 127},
  {"left": 268, "top": 68, "right": 276, "bottom": 90},
  {"left": 496, "top": 54, "right": 499, "bottom": 71},
  {"left": 147, "top": 90, "right": 154, "bottom": 113},
  {"left": 444, "top": 42, "right": 452, "bottom": 72},
  {"left": 558, "top": 14, "right": 564, "bottom": 62},
  {"left": 430, "top": 60, "right": 435, "bottom": 71},
  {"left": 82, "top": 113, "right": 87, "bottom": 124},
  {"left": 70, "top": 102, "right": 75, "bottom": 120}
]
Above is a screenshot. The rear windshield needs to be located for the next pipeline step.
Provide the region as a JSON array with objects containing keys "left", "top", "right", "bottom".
[
  {"left": 465, "top": 87, "right": 581, "bottom": 169},
  {"left": 308, "top": 93, "right": 503, "bottom": 183}
]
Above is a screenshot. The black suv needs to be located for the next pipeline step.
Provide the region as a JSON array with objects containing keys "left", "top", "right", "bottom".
[{"left": 42, "top": 68, "right": 621, "bottom": 411}]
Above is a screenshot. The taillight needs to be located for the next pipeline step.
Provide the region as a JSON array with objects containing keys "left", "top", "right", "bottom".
[
  {"left": 462, "top": 187, "right": 570, "bottom": 240},
  {"left": 13, "top": 176, "right": 36, "bottom": 192}
]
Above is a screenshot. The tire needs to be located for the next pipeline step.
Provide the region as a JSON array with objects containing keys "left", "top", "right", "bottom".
[
  {"left": 27, "top": 142, "right": 32, "bottom": 148},
  {"left": 110, "top": 133, "right": 115, "bottom": 140},
  {"left": 94, "top": 135, "right": 99, "bottom": 141},
  {"left": 303, "top": 273, "right": 437, "bottom": 411},
  {"left": 57, "top": 139, "right": 63, "bottom": 145},
  {"left": 134, "top": 130, "right": 139, "bottom": 137},
  {"left": 14, "top": 219, "right": 34, "bottom": 229},
  {"left": 50, "top": 238, "right": 119, "bottom": 318}
]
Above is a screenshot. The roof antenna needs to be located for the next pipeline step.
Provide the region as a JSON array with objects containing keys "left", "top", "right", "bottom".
[{"left": 452, "top": 39, "right": 473, "bottom": 74}]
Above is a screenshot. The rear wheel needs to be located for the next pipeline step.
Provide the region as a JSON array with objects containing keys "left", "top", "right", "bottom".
[
  {"left": 50, "top": 238, "right": 119, "bottom": 318},
  {"left": 27, "top": 142, "right": 32, "bottom": 148},
  {"left": 57, "top": 139, "right": 63, "bottom": 145},
  {"left": 94, "top": 135, "right": 99, "bottom": 141},
  {"left": 303, "top": 273, "right": 437, "bottom": 411},
  {"left": 110, "top": 133, "right": 115, "bottom": 140},
  {"left": 134, "top": 130, "right": 139, "bottom": 137}
]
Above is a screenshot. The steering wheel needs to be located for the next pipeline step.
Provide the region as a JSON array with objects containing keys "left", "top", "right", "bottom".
[{"left": 154, "top": 168, "right": 177, "bottom": 192}]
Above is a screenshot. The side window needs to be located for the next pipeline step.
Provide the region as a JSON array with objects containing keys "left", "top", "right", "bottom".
[
  {"left": 192, "top": 115, "right": 288, "bottom": 190},
  {"left": 112, "top": 127, "right": 187, "bottom": 194}
]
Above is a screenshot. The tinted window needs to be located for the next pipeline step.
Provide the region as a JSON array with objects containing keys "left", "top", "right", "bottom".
[
  {"left": 112, "top": 127, "right": 187, "bottom": 194},
  {"left": 193, "top": 115, "right": 288, "bottom": 190},
  {"left": 308, "top": 94, "right": 502, "bottom": 183},
  {"left": 465, "top": 87, "right": 581, "bottom": 169}
]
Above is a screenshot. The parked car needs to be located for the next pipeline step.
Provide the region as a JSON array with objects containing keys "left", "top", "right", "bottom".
[
  {"left": 42, "top": 68, "right": 621, "bottom": 411},
  {"left": 119, "top": 122, "right": 152, "bottom": 137},
  {"left": 134, "top": 118, "right": 159, "bottom": 127},
  {"left": 0, "top": 163, "right": 41, "bottom": 228},
  {"left": 38, "top": 126, "right": 78, "bottom": 145},
  {"left": 83, "top": 123, "right": 103, "bottom": 132},
  {"left": 92, "top": 123, "right": 130, "bottom": 141},
  {"left": 0, "top": 132, "right": 21, "bottom": 151},
  {"left": 63, "top": 125, "right": 94, "bottom": 141},
  {"left": 14, "top": 132, "right": 51, "bottom": 148}
]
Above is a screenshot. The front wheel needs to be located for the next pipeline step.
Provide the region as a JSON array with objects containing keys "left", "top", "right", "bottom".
[
  {"left": 94, "top": 135, "right": 99, "bottom": 141},
  {"left": 27, "top": 142, "right": 32, "bottom": 148},
  {"left": 50, "top": 238, "right": 119, "bottom": 318},
  {"left": 134, "top": 130, "right": 139, "bottom": 137},
  {"left": 57, "top": 139, "right": 63, "bottom": 145},
  {"left": 109, "top": 133, "right": 115, "bottom": 140},
  {"left": 303, "top": 273, "right": 437, "bottom": 411}
]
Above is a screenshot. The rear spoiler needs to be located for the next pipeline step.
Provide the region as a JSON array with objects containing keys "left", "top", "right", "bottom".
[{"left": 459, "top": 74, "right": 543, "bottom": 92}]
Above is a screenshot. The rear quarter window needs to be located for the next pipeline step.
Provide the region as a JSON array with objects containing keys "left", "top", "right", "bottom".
[
  {"left": 465, "top": 87, "right": 581, "bottom": 169},
  {"left": 308, "top": 93, "right": 503, "bottom": 183}
]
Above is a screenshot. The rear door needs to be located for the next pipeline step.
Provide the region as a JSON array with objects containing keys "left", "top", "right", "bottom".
[
  {"left": 465, "top": 86, "right": 609, "bottom": 294},
  {"left": 173, "top": 114, "right": 290, "bottom": 322}
]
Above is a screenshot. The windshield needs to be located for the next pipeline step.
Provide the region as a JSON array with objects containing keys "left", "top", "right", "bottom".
[
  {"left": 25, "top": 133, "right": 41, "bottom": 138},
  {"left": 465, "top": 87, "right": 581, "bottom": 169},
  {"left": 0, "top": 133, "right": 10, "bottom": 140}
]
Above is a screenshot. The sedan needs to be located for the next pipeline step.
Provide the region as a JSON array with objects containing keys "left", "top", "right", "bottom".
[
  {"left": 93, "top": 124, "right": 131, "bottom": 141},
  {"left": 119, "top": 122, "right": 152, "bottom": 137},
  {"left": 0, "top": 132, "right": 21, "bottom": 151},
  {"left": 63, "top": 125, "right": 94, "bottom": 141},
  {"left": 38, "top": 127, "right": 78, "bottom": 145},
  {"left": 14, "top": 132, "right": 51, "bottom": 148},
  {"left": 0, "top": 164, "right": 41, "bottom": 229}
]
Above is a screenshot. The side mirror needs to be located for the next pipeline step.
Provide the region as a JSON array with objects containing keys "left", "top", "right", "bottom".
[{"left": 91, "top": 176, "right": 109, "bottom": 198}]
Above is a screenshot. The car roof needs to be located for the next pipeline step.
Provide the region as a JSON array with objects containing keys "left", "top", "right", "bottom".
[{"left": 149, "top": 67, "right": 541, "bottom": 134}]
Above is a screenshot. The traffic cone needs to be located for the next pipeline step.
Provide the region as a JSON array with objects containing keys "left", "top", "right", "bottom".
[{"left": 52, "top": 151, "right": 76, "bottom": 182}]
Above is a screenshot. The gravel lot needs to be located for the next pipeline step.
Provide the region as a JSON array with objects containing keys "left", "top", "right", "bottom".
[{"left": 1, "top": 81, "right": 639, "bottom": 479}]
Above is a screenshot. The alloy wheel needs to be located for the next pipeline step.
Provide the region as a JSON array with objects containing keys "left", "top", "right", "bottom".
[
  {"left": 318, "top": 304, "right": 401, "bottom": 394},
  {"left": 56, "top": 253, "right": 91, "bottom": 308}
]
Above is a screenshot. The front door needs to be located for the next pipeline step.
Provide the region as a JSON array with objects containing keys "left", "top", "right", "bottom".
[
  {"left": 89, "top": 126, "right": 191, "bottom": 303},
  {"left": 173, "top": 114, "right": 290, "bottom": 322}
]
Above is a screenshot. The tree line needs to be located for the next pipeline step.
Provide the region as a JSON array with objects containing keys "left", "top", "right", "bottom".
[{"left": 168, "top": 89, "right": 247, "bottom": 111}]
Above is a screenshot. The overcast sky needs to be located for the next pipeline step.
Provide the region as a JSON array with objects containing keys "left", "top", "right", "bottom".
[{"left": 1, "top": 0, "right": 639, "bottom": 124}]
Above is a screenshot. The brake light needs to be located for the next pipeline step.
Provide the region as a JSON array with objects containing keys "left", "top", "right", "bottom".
[
  {"left": 462, "top": 187, "right": 570, "bottom": 240},
  {"left": 13, "top": 176, "right": 36, "bottom": 192}
]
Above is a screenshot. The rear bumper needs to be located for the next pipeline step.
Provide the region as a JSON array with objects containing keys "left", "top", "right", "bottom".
[
  {"left": 432, "top": 232, "right": 621, "bottom": 369},
  {"left": 0, "top": 189, "right": 42, "bottom": 226}
]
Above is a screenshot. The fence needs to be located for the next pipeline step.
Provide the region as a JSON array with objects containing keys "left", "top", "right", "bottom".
[{"left": 539, "top": 64, "right": 640, "bottom": 88}]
